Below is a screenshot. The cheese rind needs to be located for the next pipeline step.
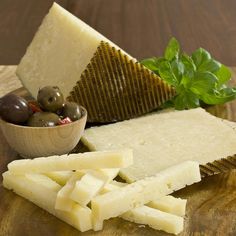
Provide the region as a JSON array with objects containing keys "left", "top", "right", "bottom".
[
  {"left": 91, "top": 161, "right": 200, "bottom": 227},
  {"left": 121, "top": 206, "right": 183, "bottom": 235},
  {"left": 2, "top": 171, "right": 92, "bottom": 232},
  {"left": 8, "top": 149, "right": 133, "bottom": 174},
  {"left": 82, "top": 108, "right": 236, "bottom": 182}
]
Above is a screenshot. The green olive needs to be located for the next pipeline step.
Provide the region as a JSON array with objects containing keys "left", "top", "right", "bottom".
[
  {"left": 37, "top": 86, "right": 64, "bottom": 112},
  {"left": 27, "top": 112, "right": 60, "bottom": 127},
  {"left": 62, "top": 102, "right": 82, "bottom": 121}
]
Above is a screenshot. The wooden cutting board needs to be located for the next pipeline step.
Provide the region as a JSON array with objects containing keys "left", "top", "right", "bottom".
[{"left": 1, "top": 66, "right": 236, "bottom": 236}]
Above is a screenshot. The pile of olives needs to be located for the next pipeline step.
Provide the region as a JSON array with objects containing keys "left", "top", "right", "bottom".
[{"left": 0, "top": 86, "right": 82, "bottom": 127}]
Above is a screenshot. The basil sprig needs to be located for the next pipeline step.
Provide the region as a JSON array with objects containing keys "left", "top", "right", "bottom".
[{"left": 141, "top": 37, "right": 236, "bottom": 110}]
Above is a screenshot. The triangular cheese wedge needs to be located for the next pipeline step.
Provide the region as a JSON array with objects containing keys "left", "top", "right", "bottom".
[{"left": 68, "top": 41, "right": 175, "bottom": 122}]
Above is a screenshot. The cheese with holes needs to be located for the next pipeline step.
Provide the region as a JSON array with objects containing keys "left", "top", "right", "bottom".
[
  {"left": 82, "top": 108, "right": 236, "bottom": 182},
  {"left": 8, "top": 149, "right": 133, "bottom": 174},
  {"left": 16, "top": 3, "right": 125, "bottom": 98},
  {"left": 91, "top": 161, "right": 200, "bottom": 229},
  {"left": 122, "top": 206, "right": 183, "bottom": 235},
  {"left": 3, "top": 171, "right": 92, "bottom": 232}
]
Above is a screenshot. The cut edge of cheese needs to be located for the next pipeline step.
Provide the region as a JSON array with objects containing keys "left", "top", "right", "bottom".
[{"left": 45, "top": 171, "right": 73, "bottom": 186}]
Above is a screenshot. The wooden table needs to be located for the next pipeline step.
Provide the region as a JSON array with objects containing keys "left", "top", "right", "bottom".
[
  {"left": 1, "top": 66, "right": 236, "bottom": 235},
  {"left": 0, "top": 0, "right": 236, "bottom": 65}
]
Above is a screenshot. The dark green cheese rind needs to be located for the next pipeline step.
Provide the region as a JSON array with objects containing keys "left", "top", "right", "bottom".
[{"left": 67, "top": 41, "right": 175, "bottom": 123}]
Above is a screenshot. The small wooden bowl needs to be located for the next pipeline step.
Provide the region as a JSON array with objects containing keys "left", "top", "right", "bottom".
[{"left": 0, "top": 106, "right": 87, "bottom": 158}]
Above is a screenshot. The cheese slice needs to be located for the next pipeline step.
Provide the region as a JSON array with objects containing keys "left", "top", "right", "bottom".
[
  {"left": 82, "top": 108, "right": 236, "bottom": 182},
  {"left": 45, "top": 171, "right": 73, "bottom": 186},
  {"left": 8, "top": 149, "right": 133, "bottom": 174},
  {"left": 16, "top": 3, "right": 120, "bottom": 99},
  {"left": 70, "top": 170, "right": 108, "bottom": 207},
  {"left": 2, "top": 171, "right": 92, "bottom": 232},
  {"left": 101, "top": 182, "right": 187, "bottom": 217},
  {"left": 91, "top": 161, "right": 200, "bottom": 228},
  {"left": 121, "top": 206, "right": 183, "bottom": 235},
  {"left": 55, "top": 172, "right": 84, "bottom": 212}
]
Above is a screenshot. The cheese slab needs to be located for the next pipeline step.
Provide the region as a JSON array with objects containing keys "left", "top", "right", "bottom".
[
  {"left": 16, "top": 3, "right": 175, "bottom": 122},
  {"left": 45, "top": 171, "right": 73, "bottom": 186},
  {"left": 82, "top": 108, "right": 236, "bottom": 182},
  {"left": 121, "top": 206, "right": 183, "bottom": 235},
  {"left": 91, "top": 161, "right": 200, "bottom": 228},
  {"left": 2, "top": 171, "right": 92, "bottom": 232},
  {"left": 8, "top": 149, "right": 133, "bottom": 174}
]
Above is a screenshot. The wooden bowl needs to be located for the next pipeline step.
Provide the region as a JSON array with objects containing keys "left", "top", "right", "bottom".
[{"left": 0, "top": 106, "right": 87, "bottom": 158}]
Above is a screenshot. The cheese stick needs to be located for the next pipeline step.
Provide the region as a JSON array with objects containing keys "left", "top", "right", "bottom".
[
  {"left": 45, "top": 171, "right": 73, "bottom": 186},
  {"left": 91, "top": 161, "right": 200, "bottom": 229},
  {"left": 8, "top": 149, "right": 133, "bottom": 174},
  {"left": 2, "top": 171, "right": 92, "bottom": 232}
]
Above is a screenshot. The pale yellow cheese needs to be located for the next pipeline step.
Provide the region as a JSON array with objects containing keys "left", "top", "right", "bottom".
[
  {"left": 82, "top": 108, "right": 236, "bottom": 182},
  {"left": 2, "top": 171, "right": 92, "bottom": 232},
  {"left": 100, "top": 182, "right": 187, "bottom": 217},
  {"left": 91, "top": 161, "right": 200, "bottom": 228},
  {"left": 8, "top": 149, "right": 133, "bottom": 174},
  {"left": 121, "top": 206, "right": 183, "bottom": 235},
  {"left": 147, "top": 196, "right": 186, "bottom": 217},
  {"left": 45, "top": 171, "right": 73, "bottom": 186},
  {"left": 70, "top": 171, "right": 108, "bottom": 207},
  {"left": 16, "top": 3, "right": 131, "bottom": 98},
  {"left": 55, "top": 172, "right": 84, "bottom": 212}
]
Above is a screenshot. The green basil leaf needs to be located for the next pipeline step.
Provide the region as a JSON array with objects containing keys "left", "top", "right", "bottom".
[
  {"left": 140, "top": 57, "right": 159, "bottom": 73},
  {"left": 174, "top": 91, "right": 200, "bottom": 110},
  {"left": 180, "top": 53, "right": 196, "bottom": 72},
  {"left": 215, "top": 64, "right": 232, "bottom": 86},
  {"left": 201, "top": 88, "right": 236, "bottom": 104},
  {"left": 170, "top": 59, "right": 184, "bottom": 82},
  {"left": 191, "top": 48, "right": 211, "bottom": 68},
  {"left": 164, "top": 37, "right": 180, "bottom": 61},
  {"left": 156, "top": 60, "right": 179, "bottom": 87},
  {"left": 190, "top": 71, "right": 218, "bottom": 95}
]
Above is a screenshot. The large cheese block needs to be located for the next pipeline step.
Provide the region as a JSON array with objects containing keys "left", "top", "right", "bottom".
[
  {"left": 91, "top": 161, "right": 200, "bottom": 228},
  {"left": 82, "top": 108, "right": 236, "bottom": 182},
  {"left": 16, "top": 3, "right": 175, "bottom": 122},
  {"left": 2, "top": 171, "right": 92, "bottom": 232},
  {"left": 8, "top": 149, "right": 133, "bottom": 174}
]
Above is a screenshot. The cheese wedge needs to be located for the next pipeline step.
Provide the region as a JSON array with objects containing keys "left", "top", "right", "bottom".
[
  {"left": 91, "top": 161, "right": 200, "bottom": 228},
  {"left": 2, "top": 171, "right": 92, "bottom": 232},
  {"left": 45, "top": 171, "right": 73, "bottom": 186},
  {"left": 82, "top": 108, "right": 236, "bottom": 182},
  {"left": 101, "top": 182, "right": 187, "bottom": 217},
  {"left": 70, "top": 170, "right": 108, "bottom": 207},
  {"left": 8, "top": 149, "right": 133, "bottom": 174},
  {"left": 121, "top": 206, "right": 183, "bottom": 235},
  {"left": 55, "top": 172, "right": 84, "bottom": 212}
]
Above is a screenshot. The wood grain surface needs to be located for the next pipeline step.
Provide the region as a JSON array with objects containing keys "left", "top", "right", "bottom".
[
  {"left": 1, "top": 66, "right": 236, "bottom": 235},
  {"left": 1, "top": 0, "right": 236, "bottom": 65}
]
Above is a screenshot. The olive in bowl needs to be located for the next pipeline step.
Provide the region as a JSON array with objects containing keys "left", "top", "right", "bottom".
[{"left": 0, "top": 106, "right": 87, "bottom": 158}]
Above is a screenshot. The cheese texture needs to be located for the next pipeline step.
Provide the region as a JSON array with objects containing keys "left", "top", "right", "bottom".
[
  {"left": 45, "top": 171, "right": 73, "bottom": 186},
  {"left": 3, "top": 171, "right": 92, "bottom": 232},
  {"left": 82, "top": 108, "right": 236, "bottom": 182},
  {"left": 121, "top": 206, "right": 183, "bottom": 235},
  {"left": 16, "top": 3, "right": 122, "bottom": 98},
  {"left": 8, "top": 149, "right": 133, "bottom": 174},
  {"left": 91, "top": 161, "right": 200, "bottom": 228}
]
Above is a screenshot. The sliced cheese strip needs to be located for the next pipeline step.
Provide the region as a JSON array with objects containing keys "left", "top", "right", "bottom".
[
  {"left": 2, "top": 171, "right": 92, "bottom": 232},
  {"left": 121, "top": 206, "right": 183, "bottom": 235},
  {"left": 91, "top": 161, "right": 200, "bottom": 228},
  {"left": 100, "top": 182, "right": 187, "bottom": 217},
  {"left": 55, "top": 172, "right": 84, "bottom": 212},
  {"left": 8, "top": 149, "right": 133, "bottom": 174},
  {"left": 147, "top": 196, "right": 186, "bottom": 217},
  {"left": 82, "top": 108, "right": 236, "bottom": 182},
  {"left": 45, "top": 171, "right": 73, "bottom": 186},
  {"left": 70, "top": 170, "right": 108, "bottom": 207}
]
